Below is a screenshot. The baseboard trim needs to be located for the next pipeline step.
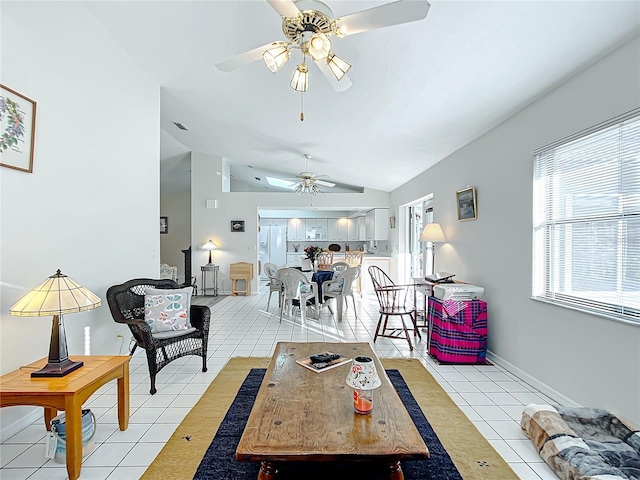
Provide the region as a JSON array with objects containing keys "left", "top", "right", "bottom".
[
  {"left": 487, "top": 350, "right": 581, "bottom": 408},
  {"left": 0, "top": 408, "right": 41, "bottom": 443}
]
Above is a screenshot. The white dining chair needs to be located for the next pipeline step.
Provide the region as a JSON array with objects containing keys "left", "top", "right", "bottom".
[
  {"left": 276, "top": 268, "right": 319, "bottom": 322},
  {"left": 321, "top": 266, "right": 360, "bottom": 321}
]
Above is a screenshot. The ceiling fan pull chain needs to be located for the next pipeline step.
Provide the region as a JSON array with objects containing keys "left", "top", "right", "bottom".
[{"left": 300, "top": 91, "right": 304, "bottom": 121}]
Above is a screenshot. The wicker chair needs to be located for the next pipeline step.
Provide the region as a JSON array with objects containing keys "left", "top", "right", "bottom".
[{"left": 106, "top": 278, "right": 211, "bottom": 394}]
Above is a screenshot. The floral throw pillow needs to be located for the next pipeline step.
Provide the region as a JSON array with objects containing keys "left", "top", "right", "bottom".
[{"left": 144, "top": 286, "right": 193, "bottom": 333}]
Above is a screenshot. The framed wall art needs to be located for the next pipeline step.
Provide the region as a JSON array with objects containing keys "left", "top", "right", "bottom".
[
  {"left": 456, "top": 186, "right": 477, "bottom": 221},
  {"left": 0, "top": 84, "right": 37, "bottom": 173},
  {"left": 160, "top": 216, "right": 168, "bottom": 234},
  {"left": 231, "top": 220, "right": 245, "bottom": 232}
]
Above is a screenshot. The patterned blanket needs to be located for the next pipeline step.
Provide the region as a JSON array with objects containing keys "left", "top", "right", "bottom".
[{"left": 521, "top": 404, "right": 640, "bottom": 480}]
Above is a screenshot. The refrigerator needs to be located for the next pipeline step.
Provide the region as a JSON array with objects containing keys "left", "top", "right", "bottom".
[{"left": 259, "top": 226, "right": 287, "bottom": 280}]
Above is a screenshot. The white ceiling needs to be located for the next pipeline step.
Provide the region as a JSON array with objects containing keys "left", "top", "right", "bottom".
[{"left": 85, "top": 1, "right": 640, "bottom": 195}]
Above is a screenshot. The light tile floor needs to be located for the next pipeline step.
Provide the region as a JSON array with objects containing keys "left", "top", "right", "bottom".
[{"left": 0, "top": 287, "right": 562, "bottom": 480}]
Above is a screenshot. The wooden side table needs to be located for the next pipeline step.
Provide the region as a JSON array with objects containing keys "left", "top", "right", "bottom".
[
  {"left": 0, "top": 355, "right": 130, "bottom": 480},
  {"left": 201, "top": 264, "right": 219, "bottom": 296}
]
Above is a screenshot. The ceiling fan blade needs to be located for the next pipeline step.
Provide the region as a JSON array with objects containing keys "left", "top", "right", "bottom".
[
  {"left": 215, "top": 42, "right": 278, "bottom": 72},
  {"left": 267, "top": 0, "right": 301, "bottom": 18},
  {"left": 316, "top": 179, "right": 336, "bottom": 188},
  {"left": 335, "top": 0, "right": 430, "bottom": 37},
  {"left": 315, "top": 59, "right": 352, "bottom": 92}
]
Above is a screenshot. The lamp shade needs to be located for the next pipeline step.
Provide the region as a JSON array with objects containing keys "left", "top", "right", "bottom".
[
  {"left": 201, "top": 239, "right": 218, "bottom": 265},
  {"left": 345, "top": 356, "right": 381, "bottom": 390},
  {"left": 419, "top": 223, "right": 446, "bottom": 243},
  {"left": 308, "top": 33, "right": 332, "bottom": 60},
  {"left": 10, "top": 269, "right": 101, "bottom": 316},
  {"left": 327, "top": 53, "right": 351, "bottom": 81},
  {"left": 263, "top": 42, "right": 290, "bottom": 73},
  {"left": 201, "top": 240, "right": 217, "bottom": 251},
  {"left": 290, "top": 63, "right": 309, "bottom": 92}
]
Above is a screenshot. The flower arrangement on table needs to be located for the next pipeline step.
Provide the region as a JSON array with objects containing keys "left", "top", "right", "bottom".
[{"left": 304, "top": 246, "right": 323, "bottom": 263}]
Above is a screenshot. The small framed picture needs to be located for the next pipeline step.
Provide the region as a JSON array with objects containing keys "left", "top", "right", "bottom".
[
  {"left": 0, "top": 84, "right": 37, "bottom": 173},
  {"left": 231, "top": 220, "right": 245, "bottom": 232},
  {"left": 456, "top": 186, "right": 477, "bottom": 221},
  {"left": 160, "top": 216, "right": 168, "bottom": 234}
]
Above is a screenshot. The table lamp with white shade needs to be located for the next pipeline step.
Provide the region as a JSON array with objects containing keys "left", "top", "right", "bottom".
[
  {"left": 9, "top": 270, "right": 101, "bottom": 377},
  {"left": 201, "top": 239, "right": 218, "bottom": 265},
  {"left": 419, "top": 223, "right": 446, "bottom": 274}
]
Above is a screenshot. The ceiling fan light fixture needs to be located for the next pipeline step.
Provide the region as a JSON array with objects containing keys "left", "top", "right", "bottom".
[
  {"left": 308, "top": 33, "right": 332, "bottom": 60},
  {"left": 295, "top": 181, "right": 320, "bottom": 196},
  {"left": 290, "top": 63, "right": 309, "bottom": 92},
  {"left": 262, "top": 42, "right": 290, "bottom": 73},
  {"left": 327, "top": 53, "right": 351, "bottom": 81}
]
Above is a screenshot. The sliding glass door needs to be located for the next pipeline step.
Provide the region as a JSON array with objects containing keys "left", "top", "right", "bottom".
[{"left": 407, "top": 202, "right": 434, "bottom": 280}]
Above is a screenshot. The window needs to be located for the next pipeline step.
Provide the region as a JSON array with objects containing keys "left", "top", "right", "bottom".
[{"left": 532, "top": 108, "right": 640, "bottom": 325}]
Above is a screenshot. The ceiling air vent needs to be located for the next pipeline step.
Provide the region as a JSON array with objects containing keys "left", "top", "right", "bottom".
[{"left": 172, "top": 122, "right": 189, "bottom": 131}]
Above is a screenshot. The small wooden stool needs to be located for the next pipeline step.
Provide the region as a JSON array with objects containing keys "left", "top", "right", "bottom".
[{"left": 230, "top": 262, "right": 254, "bottom": 296}]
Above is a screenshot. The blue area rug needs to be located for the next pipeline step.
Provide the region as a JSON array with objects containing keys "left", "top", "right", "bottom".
[{"left": 193, "top": 369, "right": 463, "bottom": 480}]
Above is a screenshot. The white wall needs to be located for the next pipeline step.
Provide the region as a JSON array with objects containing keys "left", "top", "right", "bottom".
[
  {"left": 160, "top": 189, "right": 191, "bottom": 283},
  {"left": 191, "top": 153, "right": 390, "bottom": 294},
  {"left": 0, "top": 2, "right": 160, "bottom": 437},
  {"left": 389, "top": 37, "right": 640, "bottom": 424}
]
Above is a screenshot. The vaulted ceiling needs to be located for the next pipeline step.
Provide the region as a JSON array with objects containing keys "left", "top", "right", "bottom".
[{"left": 85, "top": 1, "right": 640, "bottom": 195}]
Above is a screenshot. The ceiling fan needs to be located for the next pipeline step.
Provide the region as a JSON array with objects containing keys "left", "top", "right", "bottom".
[
  {"left": 272, "top": 154, "right": 335, "bottom": 195},
  {"left": 216, "top": 0, "right": 430, "bottom": 116}
]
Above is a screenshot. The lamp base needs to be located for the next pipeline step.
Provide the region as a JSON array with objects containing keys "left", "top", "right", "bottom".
[{"left": 31, "top": 358, "right": 84, "bottom": 378}]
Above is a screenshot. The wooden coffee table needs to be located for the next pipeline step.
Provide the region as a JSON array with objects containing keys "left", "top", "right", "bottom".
[{"left": 236, "top": 342, "right": 429, "bottom": 479}]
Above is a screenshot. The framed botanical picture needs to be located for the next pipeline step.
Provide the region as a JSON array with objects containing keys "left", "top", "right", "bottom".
[
  {"left": 0, "top": 84, "right": 37, "bottom": 173},
  {"left": 231, "top": 220, "right": 245, "bottom": 232},
  {"left": 456, "top": 186, "right": 477, "bottom": 221},
  {"left": 160, "top": 216, "right": 168, "bottom": 234}
]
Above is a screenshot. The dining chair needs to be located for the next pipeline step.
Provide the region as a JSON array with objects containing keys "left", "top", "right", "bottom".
[
  {"left": 322, "top": 266, "right": 360, "bottom": 321},
  {"left": 330, "top": 261, "right": 349, "bottom": 274},
  {"left": 263, "top": 262, "right": 281, "bottom": 310},
  {"left": 276, "top": 267, "right": 319, "bottom": 322},
  {"left": 344, "top": 250, "right": 364, "bottom": 295},
  {"left": 316, "top": 251, "right": 334, "bottom": 271},
  {"left": 368, "top": 265, "right": 420, "bottom": 351}
]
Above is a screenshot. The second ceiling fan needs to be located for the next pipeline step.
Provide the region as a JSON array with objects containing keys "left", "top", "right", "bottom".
[
  {"left": 272, "top": 154, "right": 335, "bottom": 195},
  {"left": 216, "top": 0, "right": 431, "bottom": 98}
]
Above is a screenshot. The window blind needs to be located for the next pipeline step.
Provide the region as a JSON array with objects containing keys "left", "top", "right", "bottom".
[{"left": 532, "top": 108, "right": 640, "bottom": 325}]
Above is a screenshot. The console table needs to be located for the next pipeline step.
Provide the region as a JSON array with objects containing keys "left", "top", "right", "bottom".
[
  {"left": 0, "top": 356, "right": 130, "bottom": 480},
  {"left": 201, "top": 264, "right": 219, "bottom": 296}
]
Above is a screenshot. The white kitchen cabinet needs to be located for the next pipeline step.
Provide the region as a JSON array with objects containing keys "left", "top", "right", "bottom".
[
  {"left": 336, "top": 218, "right": 348, "bottom": 241},
  {"left": 347, "top": 218, "right": 358, "bottom": 241},
  {"left": 365, "top": 208, "right": 389, "bottom": 241},
  {"left": 305, "top": 219, "right": 328, "bottom": 241},
  {"left": 327, "top": 219, "right": 338, "bottom": 241},
  {"left": 358, "top": 216, "right": 367, "bottom": 241},
  {"left": 316, "top": 219, "right": 328, "bottom": 240},
  {"left": 262, "top": 218, "right": 287, "bottom": 227},
  {"left": 287, "top": 218, "right": 306, "bottom": 241},
  {"left": 361, "top": 257, "right": 392, "bottom": 293},
  {"left": 305, "top": 219, "right": 316, "bottom": 240}
]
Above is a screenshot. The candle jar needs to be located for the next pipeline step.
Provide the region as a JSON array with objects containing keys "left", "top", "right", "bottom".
[{"left": 353, "top": 388, "right": 374, "bottom": 414}]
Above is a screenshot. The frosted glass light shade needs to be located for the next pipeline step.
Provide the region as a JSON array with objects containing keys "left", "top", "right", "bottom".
[
  {"left": 327, "top": 53, "right": 351, "bottom": 81},
  {"left": 290, "top": 63, "right": 309, "bottom": 92},
  {"left": 308, "top": 33, "right": 332, "bottom": 60},
  {"left": 263, "top": 42, "right": 290, "bottom": 73}
]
